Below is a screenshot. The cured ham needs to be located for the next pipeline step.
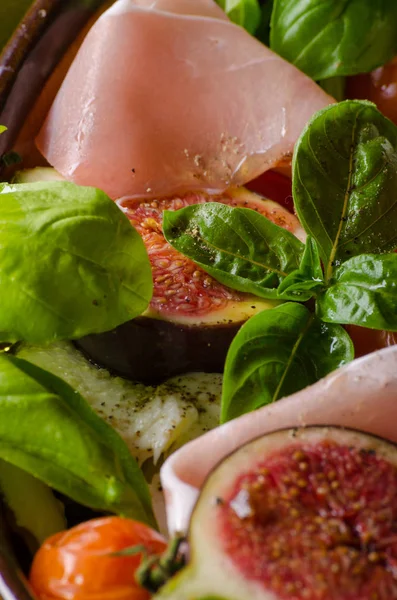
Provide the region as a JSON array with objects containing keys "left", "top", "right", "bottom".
[
  {"left": 36, "top": 0, "right": 333, "bottom": 200},
  {"left": 161, "top": 345, "right": 397, "bottom": 534}
]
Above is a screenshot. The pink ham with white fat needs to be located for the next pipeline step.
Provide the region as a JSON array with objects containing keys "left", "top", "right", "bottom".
[
  {"left": 161, "top": 346, "right": 397, "bottom": 534},
  {"left": 36, "top": 0, "right": 333, "bottom": 200}
]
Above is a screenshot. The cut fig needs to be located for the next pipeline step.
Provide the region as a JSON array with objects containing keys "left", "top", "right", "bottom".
[
  {"left": 155, "top": 426, "right": 397, "bottom": 600},
  {"left": 76, "top": 188, "right": 303, "bottom": 383}
]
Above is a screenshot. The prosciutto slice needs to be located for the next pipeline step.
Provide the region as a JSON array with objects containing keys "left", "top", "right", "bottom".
[
  {"left": 36, "top": 0, "right": 333, "bottom": 200},
  {"left": 161, "top": 346, "right": 397, "bottom": 534}
]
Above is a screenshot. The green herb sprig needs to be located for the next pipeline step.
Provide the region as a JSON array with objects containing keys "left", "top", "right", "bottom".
[{"left": 163, "top": 100, "right": 397, "bottom": 422}]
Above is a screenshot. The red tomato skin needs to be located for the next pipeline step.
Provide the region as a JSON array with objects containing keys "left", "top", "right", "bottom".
[
  {"left": 347, "top": 58, "right": 397, "bottom": 124},
  {"left": 246, "top": 170, "right": 294, "bottom": 213},
  {"left": 346, "top": 325, "right": 397, "bottom": 358},
  {"left": 29, "top": 517, "right": 167, "bottom": 600}
]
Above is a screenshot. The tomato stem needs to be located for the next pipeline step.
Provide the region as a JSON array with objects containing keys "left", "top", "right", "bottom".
[{"left": 135, "top": 534, "right": 186, "bottom": 593}]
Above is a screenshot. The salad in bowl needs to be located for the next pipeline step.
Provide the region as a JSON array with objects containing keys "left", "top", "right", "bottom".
[{"left": 2, "top": 1, "right": 397, "bottom": 599}]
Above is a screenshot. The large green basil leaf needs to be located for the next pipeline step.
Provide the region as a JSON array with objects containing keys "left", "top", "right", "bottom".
[
  {"left": 293, "top": 101, "right": 397, "bottom": 283},
  {"left": 0, "top": 181, "right": 153, "bottom": 343},
  {"left": 163, "top": 203, "right": 304, "bottom": 300},
  {"left": 317, "top": 253, "right": 397, "bottom": 330},
  {"left": 221, "top": 303, "right": 353, "bottom": 422},
  {"left": 216, "top": 0, "right": 261, "bottom": 34},
  {"left": 270, "top": 0, "right": 397, "bottom": 80},
  {"left": 0, "top": 354, "right": 155, "bottom": 527},
  {"left": 278, "top": 237, "right": 324, "bottom": 301}
]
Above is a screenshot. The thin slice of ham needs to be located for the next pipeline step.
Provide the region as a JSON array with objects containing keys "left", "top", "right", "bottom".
[
  {"left": 36, "top": 0, "right": 333, "bottom": 200},
  {"left": 161, "top": 345, "right": 397, "bottom": 534}
]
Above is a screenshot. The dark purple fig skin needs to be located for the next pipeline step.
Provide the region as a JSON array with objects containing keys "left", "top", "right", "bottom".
[{"left": 75, "top": 316, "right": 242, "bottom": 385}]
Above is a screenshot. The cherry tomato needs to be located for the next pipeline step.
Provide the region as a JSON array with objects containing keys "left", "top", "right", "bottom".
[
  {"left": 346, "top": 325, "right": 397, "bottom": 358},
  {"left": 29, "top": 517, "right": 167, "bottom": 600},
  {"left": 246, "top": 169, "right": 294, "bottom": 213},
  {"left": 346, "top": 57, "right": 397, "bottom": 124}
]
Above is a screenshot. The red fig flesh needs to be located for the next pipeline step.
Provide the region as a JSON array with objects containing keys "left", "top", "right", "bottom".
[
  {"left": 157, "top": 427, "right": 397, "bottom": 600},
  {"left": 119, "top": 187, "right": 303, "bottom": 324},
  {"left": 76, "top": 188, "right": 301, "bottom": 383}
]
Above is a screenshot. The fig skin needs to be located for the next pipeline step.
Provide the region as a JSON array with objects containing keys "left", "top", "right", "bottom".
[
  {"left": 75, "top": 315, "right": 242, "bottom": 385},
  {"left": 76, "top": 188, "right": 296, "bottom": 384},
  {"left": 154, "top": 426, "right": 397, "bottom": 600}
]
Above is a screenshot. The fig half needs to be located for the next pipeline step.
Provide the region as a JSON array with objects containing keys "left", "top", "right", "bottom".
[
  {"left": 156, "top": 426, "right": 397, "bottom": 600},
  {"left": 77, "top": 188, "right": 303, "bottom": 383}
]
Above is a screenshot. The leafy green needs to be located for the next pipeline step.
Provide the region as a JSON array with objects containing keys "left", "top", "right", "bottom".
[
  {"left": 270, "top": 0, "right": 397, "bottom": 80},
  {"left": 317, "top": 253, "right": 397, "bottom": 330},
  {"left": 216, "top": 0, "right": 261, "bottom": 34},
  {"left": 0, "top": 181, "right": 153, "bottom": 343},
  {"left": 0, "top": 459, "right": 66, "bottom": 546},
  {"left": 255, "top": 0, "right": 274, "bottom": 45},
  {"left": 163, "top": 101, "right": 397, "bottom": 422},
  {"left": 0, "top": 353, "right": 155, "bottom": 526},
  {"left": 163, "top": 203, "right": 304, "bottom": 300},
  {"left": 293, "top": 100, "right": 397, "bottom": 283},
  {"left": 278, "top": 237, "right": 324, "bottom": 301},
  {"left": 221, "top": 303, "right": 353, "bottom": 422}
]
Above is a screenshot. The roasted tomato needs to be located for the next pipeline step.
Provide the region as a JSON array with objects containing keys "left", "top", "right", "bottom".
[
  {"left": 347, "top": 57, "right": 397, "bottom": 124},
  {"left": 29, "top": 517, "right": 167, "bottom": 600},
  {"left": 346, "top": 325, "right": 397, "bottom": 358}
]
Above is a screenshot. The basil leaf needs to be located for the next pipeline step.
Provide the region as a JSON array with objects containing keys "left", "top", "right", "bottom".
[
  {"left": 270, "top": 0, "right": 397, "bottom": 80},
  {"left": 0, "top": 126, "right": 7, "bottom": 134},
  {"left": 216, "top": 0, "right": 261, "bottom": 34},
  {"left": 0, "top": 354, "right": 155, "bottom": 527},
  {"left": 293, "top": 100, "right": 397, "bottom": 283},
  {"left": 317, "top": 253, "right": 397, "bottom": 331},
  {"left": 256, "top": 0, "right": 274, "bottom": 45},
  {"left": 221, "top": 303, "right": 353, "bottom": 422},
  {"left": 0, "top": 181, "right": 153, "bottom": 343},
  {"left": 163, "top": 203, "right": 304, "bottom": 300},
  {"left": 278, "top": 237, "right": 324, "bottom": 300}
]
